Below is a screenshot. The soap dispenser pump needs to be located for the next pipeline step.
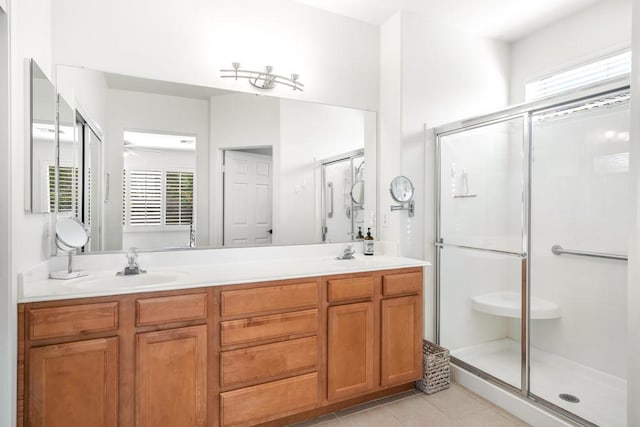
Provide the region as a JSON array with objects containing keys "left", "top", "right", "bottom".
[{"left": 364, "top": 228, "right": 374, "bottom": 256}]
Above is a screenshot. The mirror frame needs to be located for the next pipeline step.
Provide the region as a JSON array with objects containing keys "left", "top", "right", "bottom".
[{"left": 389, "top": 175, "right": 415, "bottom": 203}]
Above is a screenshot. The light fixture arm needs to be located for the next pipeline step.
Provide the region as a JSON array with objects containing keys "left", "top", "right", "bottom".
[{"left": 220, "top": 62, "right": 304, "bottom": 91}]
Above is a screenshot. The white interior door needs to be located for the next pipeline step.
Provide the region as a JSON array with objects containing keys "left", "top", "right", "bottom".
[{"left": 223, "top": 150, "right": 272, "bottom": 246}]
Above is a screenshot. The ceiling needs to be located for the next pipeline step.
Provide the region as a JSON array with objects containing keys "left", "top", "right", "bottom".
[
  {"left": 105, "top": 73, "right": 233, "bottom": 100},
  {"left": 290, "top": 0, "right": 602, "bottom": 41}
]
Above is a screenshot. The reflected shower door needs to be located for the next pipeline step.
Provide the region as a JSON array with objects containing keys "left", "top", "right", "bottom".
[
  {"left": 321, "top": 153, "right": 364, "bottom": 242},
  {"left": 530, "top": 92, "right": 630, "bottom": 426},
  {"left": 438, "top": 116, "right": 526, "bottom": 389}
]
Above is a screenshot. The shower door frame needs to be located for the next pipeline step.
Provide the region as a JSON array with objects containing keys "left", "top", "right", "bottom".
[
  {"left": 320, "top": 148, "right": 364, "bottom": 242},
  {"left": 434, "top": 76, "right": 630, "bottom": 427}
]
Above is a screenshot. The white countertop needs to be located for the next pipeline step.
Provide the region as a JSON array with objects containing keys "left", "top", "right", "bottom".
[{"left": 19, "top": 255, "right": 429, "bottom": 303}]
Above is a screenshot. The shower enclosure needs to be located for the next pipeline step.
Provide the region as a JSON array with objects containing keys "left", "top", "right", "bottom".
[
  {"left": 435, "top": 79, "right": 630, "bottom": 426},
  {"left": 321, "top": 150, "right": 365, "bottom": 242}
]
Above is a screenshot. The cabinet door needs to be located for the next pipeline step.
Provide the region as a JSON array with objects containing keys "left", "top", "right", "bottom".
[
  {"left": 327, "top": 302, "right": 375, "bottom": 401},
  {"left": 28, "top": 337, "right": 118, "bottom": 427},
  {"left": 136, "top": 325, "right": 208, "bottom": 427},
  {"left": 381, "top": 295, "right": 422, "bottom": 386}
]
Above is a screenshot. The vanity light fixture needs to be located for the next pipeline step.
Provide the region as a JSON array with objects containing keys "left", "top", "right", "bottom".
[{"left": 220, "top": 62, "right": 304, "bottom": 91}]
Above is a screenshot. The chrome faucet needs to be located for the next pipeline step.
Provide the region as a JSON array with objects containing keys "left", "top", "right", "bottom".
[
  {"left": 336, "top": 244, "right": 356, "bottom": 260},
  {"left": 116, "top": 248, "right": 147, "bottom": 276}
]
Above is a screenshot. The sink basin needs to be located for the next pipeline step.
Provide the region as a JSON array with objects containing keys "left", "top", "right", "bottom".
[{"left": 64, "top": 272, "right": 188, "bottom": 291}]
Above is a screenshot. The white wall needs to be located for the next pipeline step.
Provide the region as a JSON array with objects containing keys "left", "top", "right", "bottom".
[
  {"left": 510, "top": 0, "right": 632, "bottom": 104},
  {"left": 393, "top": 11, "right": 510, "bottom": 340},
  {"left": 628, "top": 1, "right": 640, "bottom": 424},
  {"left": 209, "top": 93, "right": 281, "bottom": 246},
  {"left": 105, "top": 89, "right": 210, "bottom": 250},
  {"left": 378, "top": 12, "right": 403, "bottom": 247},
  {"left": 278, "top": 100, "right": 372, "bottom": 245},
  {"left": 51, "top": 0, "right": 379, "bottom": 112},
  {"left": 56, "top": 65, "right": 108, "bottom": 138},
  {"left": 5, "top": 0, "right": 53, "bottom": 425},
  {"left": 0, "top": 6, "right": 11, "bottom": 427}
]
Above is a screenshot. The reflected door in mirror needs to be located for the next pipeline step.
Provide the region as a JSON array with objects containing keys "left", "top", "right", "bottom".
[{"left": 223, "top": 150, "right": 273, "bottom": 246}]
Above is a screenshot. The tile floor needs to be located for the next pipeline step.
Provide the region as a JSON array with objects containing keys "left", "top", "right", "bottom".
[{"left": 291, "top": 384, "right": 531, "bottom": 426}]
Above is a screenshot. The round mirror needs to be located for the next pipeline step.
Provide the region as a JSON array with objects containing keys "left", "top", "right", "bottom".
[
  {"left": 56, "top": 218, "right": 89, "bottom": 250},
  {"left": 389, "top": 176, "right": 415, "bottom": 203},
  {"left": 350, "top": 180, "right": 365, "bottom": 205}
]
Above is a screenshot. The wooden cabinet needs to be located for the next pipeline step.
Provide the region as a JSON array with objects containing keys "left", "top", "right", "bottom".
[
  {"left": 220, "top": 373, "right": 319, "bottom": 427},
  {"left": 28, "top": 337, "right": 118, "bottom": 427},
  {"left": 327, "top": 302, "right": 375, "bottom": 401},
  {"left": 326, "top": 269, "right": 423, "bottom": 403},
  {"left": 18, "top": 267, "right": 423, "bottom": 427},
  {"left": 381, "top": 295, "right": 422, "bottom": 386},
  {"left": 218, "top": 278, "right": 321, "bottom": 426},
  {"left": 136, "top": 325, "right": 208, "bottom": 427}
]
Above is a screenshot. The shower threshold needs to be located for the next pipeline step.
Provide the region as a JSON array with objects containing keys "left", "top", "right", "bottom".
[{"left": 452, "top": 338, "right": 626, "bottom": 426}]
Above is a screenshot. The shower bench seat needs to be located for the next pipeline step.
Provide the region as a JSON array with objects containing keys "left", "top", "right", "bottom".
[{"left": 471, "top": 291, "right": 560, "bottom": 319}]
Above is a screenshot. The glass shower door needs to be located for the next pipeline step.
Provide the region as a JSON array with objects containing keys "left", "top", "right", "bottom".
[
  {"left": 529, "top": 91, "right": 630, "bottom": 426},
  {"left": 438, "top": 116, "right": 526, "bottom": 389}
]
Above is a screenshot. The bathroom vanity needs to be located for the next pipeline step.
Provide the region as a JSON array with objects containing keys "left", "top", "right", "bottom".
[{"left": 17, "top": 257, "right": 425, "bottom": 427}]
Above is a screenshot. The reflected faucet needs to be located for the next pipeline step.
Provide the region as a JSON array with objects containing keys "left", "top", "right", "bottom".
[
  {"left": 116, "top": 247, "right": 147, "bottom": 276},
  {"left": 336, "top": 244, "right": 356, "bottom": 260}
]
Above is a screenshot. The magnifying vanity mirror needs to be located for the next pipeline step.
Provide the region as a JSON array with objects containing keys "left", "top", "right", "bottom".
[
  {"left": 390, "top": 175, "right": 415, "bottom": 217},
  {"left": 50, "top": 218, "right": 89, "bottom": 279},
  {"left": 351, "top": 180, "right": 364, "bottom": 205},
  {"left": 45, "top": 65, "right": 377, "bottom": 253}
]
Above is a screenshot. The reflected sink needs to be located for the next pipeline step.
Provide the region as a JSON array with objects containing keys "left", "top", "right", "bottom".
[{"left": 64, "top": 272, "right": 188, "bottom": 291}]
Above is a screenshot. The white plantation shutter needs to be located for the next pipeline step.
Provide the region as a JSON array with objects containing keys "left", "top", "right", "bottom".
[
  {"left": 86, "top": 167, "right": 92, "bottom": 227},
  {"left": 50, "top": 165, "right": 80, "bottom": 216},
  {"left": 165, "top": 171, "right": 194, "bottom": 225},
  {"left": 122, "top": 169, "right": 127, "bottom": 225},
  {"left": 526, "top": 50, "right": 631, "bottom": 101},
  {"left": 129, "top": 170, "right": 162, "bottom": 225}
]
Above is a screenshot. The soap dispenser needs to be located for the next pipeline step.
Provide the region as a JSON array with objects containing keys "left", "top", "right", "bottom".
[
  {"left": 356, "top": 226, "right": 364, "bottom": 240},
  {"left": 364, "top": 228, "right": 374, "bottom": 256}
]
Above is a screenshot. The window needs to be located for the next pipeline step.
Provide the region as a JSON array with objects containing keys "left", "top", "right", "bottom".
[
  {"left": 525, "top": 50, "right": 631, "bottom": 101},
  {"left": 165, "top": 171, "right": 194, "bottom": 225},
  {"left": 128, "top": 170, "right": 162, "bottom": 225},
  {"left": 49, "top": 165, "right": 80, "bottom": 216},
  {"left": 123, "top": 169, "right": 194, "bottom": 226}
]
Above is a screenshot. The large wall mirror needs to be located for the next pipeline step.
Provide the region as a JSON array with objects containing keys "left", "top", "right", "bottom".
[
  {"left": 26, "top": 59, "right": 56, "bottom": 213},
  {"left": 54, "top": 65, "right": 377, "bottom": 253}
]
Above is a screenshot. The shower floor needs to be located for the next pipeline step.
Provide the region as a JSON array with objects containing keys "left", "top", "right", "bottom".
[{"left": 452, "top": 338, "right": 626, "bottom": 426}]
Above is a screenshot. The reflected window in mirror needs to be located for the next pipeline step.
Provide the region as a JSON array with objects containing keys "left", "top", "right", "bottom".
[{"left": 122, "top": 130, "right": 196, "bottom": 249}]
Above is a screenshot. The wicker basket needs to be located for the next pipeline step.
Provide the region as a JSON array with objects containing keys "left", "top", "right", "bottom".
[{"left": 415, "top": 340, "right": 450, "bottom": 395}]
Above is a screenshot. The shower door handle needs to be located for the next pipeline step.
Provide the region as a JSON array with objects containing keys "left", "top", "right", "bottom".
[{"left": 327, "top": 182, "right": 334, "bottom": 218}]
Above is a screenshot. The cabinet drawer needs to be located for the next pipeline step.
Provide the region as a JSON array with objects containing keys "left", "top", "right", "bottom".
[
  {"left": 29, "top": 302, "right": 119, "bottom": 340},
  {"left": 327, "top": 276, "right": 374, "bottom": 302},
  {"left": 221, "top": 282, "right": 318, "bottom": 317},
  {"left": 136, "top": 293, "right": 208, "bottom": 326},
  {"left": 382, "top": 272, "right": 422, "bottom": 296},
  {"left": 221, "top": 309, "right": 317, "bottom": 347},
  {"left": 220, "top": 372, "right": 318, "bottom": 427},
  {"left": 221, "top": 336, "right": 317, "bottom": 388}
]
